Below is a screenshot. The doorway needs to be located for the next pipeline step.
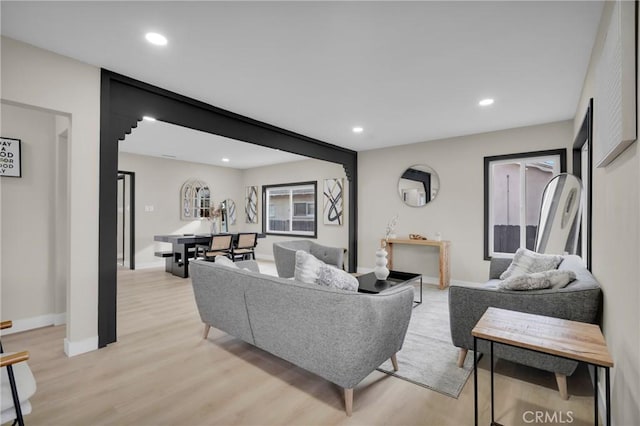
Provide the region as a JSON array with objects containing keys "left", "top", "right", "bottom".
[{"left": 116, "top": 170, "right": 135, "bottom": 270}]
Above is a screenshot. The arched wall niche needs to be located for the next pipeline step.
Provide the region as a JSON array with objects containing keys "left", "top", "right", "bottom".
[{"left": 99, "top": 69, "right": 358, "bottom": 347}]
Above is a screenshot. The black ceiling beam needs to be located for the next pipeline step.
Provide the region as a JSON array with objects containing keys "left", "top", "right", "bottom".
[{"left": 99, "top": 69, "right": 358, "bottom": 348}]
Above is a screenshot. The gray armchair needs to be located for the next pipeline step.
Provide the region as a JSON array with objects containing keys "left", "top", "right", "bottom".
[
  {"left": 273, "top": 240, "right": 346, "bottom": 278},
  {"left": 449, "top": 255, "right": 601, "bottom": 399}
]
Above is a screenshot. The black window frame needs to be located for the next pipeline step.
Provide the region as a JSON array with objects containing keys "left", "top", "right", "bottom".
[
  {"left": 262, "top": 181, "right": 318, "bottom": 238},
  {"left": 484, "top": 149, "right": 567, "bottom": 260}
]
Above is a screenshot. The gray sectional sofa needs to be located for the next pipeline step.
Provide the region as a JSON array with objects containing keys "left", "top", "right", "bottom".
[
  {"left": 273, "top": 240, "right": 345, "bottom": 277},
  {"left": 449, "top": 255, "right": 601, "bottom": 399},
  {"left": 189, "top": 259, "right": 414, "bottom": 415}
]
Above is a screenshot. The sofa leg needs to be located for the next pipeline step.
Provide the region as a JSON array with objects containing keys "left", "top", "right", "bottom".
[
  {"left": 555, "top": 373, "right": 569, "bottom": 400},
  {"left": 344, "top": 388, "right": 353, "bottom": 416},
  {"left": 203, "top": 324, "right": 211, "bottom": 340},
  {"left": 391, "top": 354, "right": 399, "bottom": 371},
  {"left": 457, "top": 348, "right": 468, "bottom": 368}
]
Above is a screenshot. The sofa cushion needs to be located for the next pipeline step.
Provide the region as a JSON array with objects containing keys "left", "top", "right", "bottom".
[
  {"left": 294, "top": 250, "right": 324, "bottom": 284},
  {"left": 500, "top": 248, "right": 563, "bottom": 280},
  {"left": 498, "top": 270, "right": 577, "bottom": 291},
  {"left": 317, "top": 264, "right": 359, "bottom": 292}
]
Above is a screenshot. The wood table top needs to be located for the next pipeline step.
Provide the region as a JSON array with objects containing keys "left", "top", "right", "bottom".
[
  {"left": 472, "top": 307, "right": 613, "bottom": 367},
  {"left": 384, "top": 238, "right": 450, "bottom": 247}
]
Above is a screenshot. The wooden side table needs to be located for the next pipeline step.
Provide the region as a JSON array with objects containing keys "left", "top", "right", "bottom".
[
  {"left": 471, "top": 308, "right": 613, "bottom": 426},
  {"left": 383, "top": 238, "right": 450, "bottom": 289}
]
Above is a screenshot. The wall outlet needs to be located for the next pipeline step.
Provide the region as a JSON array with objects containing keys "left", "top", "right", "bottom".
[{"left": 144, "top": 205, "right": 154, "bottom": 212}]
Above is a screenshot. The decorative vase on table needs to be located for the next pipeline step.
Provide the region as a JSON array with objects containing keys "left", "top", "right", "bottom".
[
  {"left": 374, "top": 247, "right": 390, "bottom": 280},
  {"left": 210, "top": 220, "right": 219, "bottom": 235}
]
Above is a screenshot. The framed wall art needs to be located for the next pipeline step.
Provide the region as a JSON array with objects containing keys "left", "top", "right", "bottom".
[
  {"left": 245, "top": 186, "right": 258, "bottom": 223},
  {"left": 323, "top": 178, "right": 343, "bottom": 226},
  {"left": 0, "top": 137, "right": 22, "bottom": 177}
]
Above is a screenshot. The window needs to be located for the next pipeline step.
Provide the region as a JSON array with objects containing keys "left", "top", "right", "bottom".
[
  {"left": 263, "top": 181, "right": 317, "bottom": 237},
  {"left": 484, "top": 149, "right": 566, "bottom": 259}
]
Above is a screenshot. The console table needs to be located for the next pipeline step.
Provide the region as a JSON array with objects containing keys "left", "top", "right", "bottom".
[
  {"left": 472, "top": 307, "right": 613, "bottom": 426},
  {"left": 382, "top": 238, "right": 450, "bottom": 289}
]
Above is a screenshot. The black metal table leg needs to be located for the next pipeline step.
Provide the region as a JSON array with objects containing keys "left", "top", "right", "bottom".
[
  {"left": 605, "top": 367, "right": 611, "bottom": 426},
  {"left": 491, "top": 341, "right": 495, "bottom": 425},
  {"left": 474, "top": 336, "right": 478, "bottom": 426},
  {"left": 594, "top": 364, "right": 598, "bottom": 426}
]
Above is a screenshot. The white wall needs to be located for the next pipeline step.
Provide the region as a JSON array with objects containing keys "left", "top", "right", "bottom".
[
  {"left": 1, "top": 36, "right": 100, "bottom": 355},
  {"left": 0, "top": 103, "right": 67, "bottom": 329},
  {"left": 574, "top": 3, "right": 640, "bottom": 423},
  {"left": 358, "top": 120, "right": 573, "bottom": 283},
  {"left": 118, "top": 152, "right": 244, "bottom": 267},
  {"left": 241, "top": 158, "right": 349, "bottom": 261}
]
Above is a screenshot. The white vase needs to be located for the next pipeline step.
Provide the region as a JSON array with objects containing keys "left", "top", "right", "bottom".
[
  {"left": 210, "top": 220, "right": 218, "bottom": 235},
  {"left": 374, "top": 248, "right": 390, "bottom": 280}
]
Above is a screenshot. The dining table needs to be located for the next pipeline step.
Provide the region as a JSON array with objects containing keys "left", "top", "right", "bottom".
[{"left": 154, "top": 233, "right": 263, "bottom": 278}]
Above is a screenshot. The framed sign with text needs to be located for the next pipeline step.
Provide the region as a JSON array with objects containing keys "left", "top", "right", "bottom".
[{"left": 0, "top": 137, "right": 21, "bottom": 177}]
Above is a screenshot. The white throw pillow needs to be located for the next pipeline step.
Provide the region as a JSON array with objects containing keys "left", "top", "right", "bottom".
[
  {"left": 214, "top": 255, "right": 238, "bottom": 268},
  {"left": 498, "top": 270, "right": 576, "bottom": 291},
  {"left": 317, "top": 264, "right": 359, "bottom": 292},
  {"left": 500, "top": 248, "right": 563, "bottom": 280},
  {"left": 294, "top": 250, "right": 323, "bottom": 284}
]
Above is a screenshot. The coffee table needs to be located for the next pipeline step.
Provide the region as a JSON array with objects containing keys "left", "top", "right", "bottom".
[{"left": 357, "top": 270, "right": 422, "bottom": 307}]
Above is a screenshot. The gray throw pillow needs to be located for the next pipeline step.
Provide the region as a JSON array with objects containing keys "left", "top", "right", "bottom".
[
  {"left": 317, "top": 264, "right": 359, "bottom": 292},
  {"left": 499, "top": 270, "right": 576, "bottom": 291},
  {"left": 500, "top": 248, "right": 563, "bottom": 280},
  {"left": 546, "top": 270, "right": 577, "bottom": 289}
]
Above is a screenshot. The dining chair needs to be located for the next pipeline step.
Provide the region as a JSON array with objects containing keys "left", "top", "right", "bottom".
[
  {"left": 196, "top": 234, "right": 233, "bottom": 261},
  {"left": 231, "top": 233, "right": 258, "bottom": 261},
  {"left": 1, "top": 321, "right": 37, "bottom": 426}
]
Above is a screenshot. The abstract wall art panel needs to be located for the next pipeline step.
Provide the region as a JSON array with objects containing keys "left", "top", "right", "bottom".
[{"left": 323, "top": 178, "right": 343, "bottom": 226}]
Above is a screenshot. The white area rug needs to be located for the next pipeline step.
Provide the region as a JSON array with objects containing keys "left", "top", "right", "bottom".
[{"left": 378, "top": 285, "right": 474, "bottom": 398}]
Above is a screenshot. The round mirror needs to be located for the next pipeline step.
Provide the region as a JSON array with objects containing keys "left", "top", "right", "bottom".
[{"left": 398, "top": 164, "right": 440, "bottom": 207}]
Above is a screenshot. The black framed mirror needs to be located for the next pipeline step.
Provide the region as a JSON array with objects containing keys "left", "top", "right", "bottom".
[{"left": 398, "top": 164, "right": 440, "bottom": 207}]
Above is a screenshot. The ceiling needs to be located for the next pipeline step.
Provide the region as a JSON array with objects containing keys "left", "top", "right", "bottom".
[
  {"left": 2, "top": 1, "right": 603, "bottom": 156},
  {"left": 119, "top": 119, "right": 307, "bottom": 169}
]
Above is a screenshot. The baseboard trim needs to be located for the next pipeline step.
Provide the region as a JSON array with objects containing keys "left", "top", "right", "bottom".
[
  {"left": 53, "top": 312, "right": 67, "bottom": 326},
  {"left": 64, "top": 335, "right": 98, "bottom": 357},
  {"left": 135, "top": 260, "right": 165, "bottom": 270},
  {"left": 3, "top": 313, "right": 66, "bottom": 334}
]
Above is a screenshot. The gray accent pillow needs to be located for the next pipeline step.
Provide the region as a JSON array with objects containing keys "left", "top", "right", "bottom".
[
  {"left": 498, "top": 270, "right": 577, "bottom": 291},
  {"left": 500, "top": 248, "right": 563, "bottom": 280},
  {"left": 317, "top": 264, "right": 359, "bottom": 292}
]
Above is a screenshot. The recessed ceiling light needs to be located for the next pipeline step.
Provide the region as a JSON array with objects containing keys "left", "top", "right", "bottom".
[
  {"left": 352, "top": 126, "right": 364, "bottom": 134},
  {"left": 145, "top": 32, "right": 167, "bottom": 46},
  {"left": 222, "top": 158, "right": 230, "bottom": 162},
  {"left": 161, "top": 154, "right": 176, "bottom": 159},
  {"left": 142, "top": 116, "right": 156, "bottom": 121},
  {"left": 479, "top": 98, "right": 495, "bottom": 107}
]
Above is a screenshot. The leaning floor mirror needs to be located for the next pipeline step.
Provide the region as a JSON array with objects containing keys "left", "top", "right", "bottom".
[{"left": 535, "top": 173, "right": 583, "bottom": 255}]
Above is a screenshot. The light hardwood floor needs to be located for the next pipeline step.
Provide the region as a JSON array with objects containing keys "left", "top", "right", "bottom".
[{"left": 2, "top": 264, "right": 598, "bottom": 425}]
